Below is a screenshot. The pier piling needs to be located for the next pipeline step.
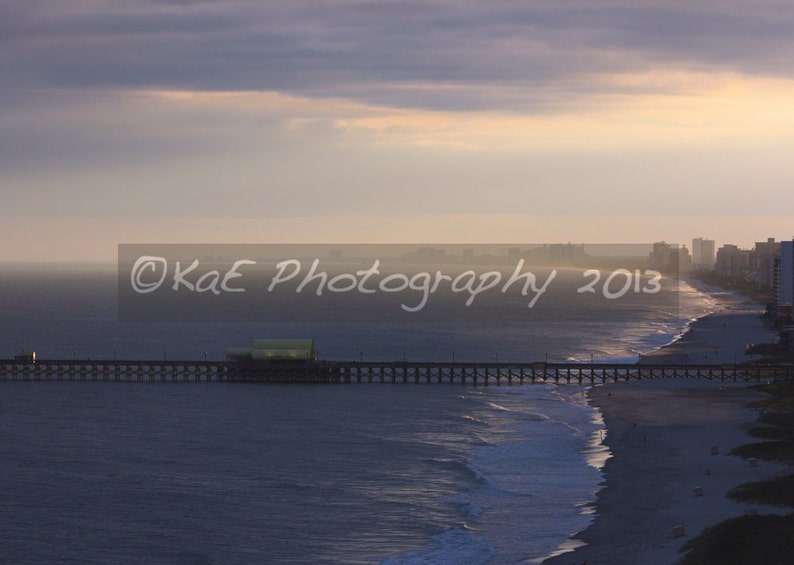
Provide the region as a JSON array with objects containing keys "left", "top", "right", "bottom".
[{"left": 0, "top": 359, "right": 792, "bottom": 385}]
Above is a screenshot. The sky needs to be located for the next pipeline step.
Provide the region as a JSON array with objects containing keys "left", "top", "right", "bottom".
[{"left": 2, "top": 0, "right": 793, "bottom": 261}]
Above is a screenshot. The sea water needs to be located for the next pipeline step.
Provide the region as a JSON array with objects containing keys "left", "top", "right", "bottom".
[
  {"left": 0, "top": 381, "right": 606, "bottom": 564},
  {"left": 0, "top": 264, "right": 715, "bottom": 563},
  {"left": 0, "top": 263, "right": 712, "bottom": 364}
]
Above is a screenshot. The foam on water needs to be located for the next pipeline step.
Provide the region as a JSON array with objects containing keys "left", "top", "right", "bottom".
[
  {"left": 381, "top": 384, "right": 606, "bottom": 565},
  {"left": 381, "top": 527, "right": 496, "bottom": 565},
  {"left": 0, "top": 265, "right": 724, "bottom": 564},
  {"left": 470, "top": 386, "right": 605, "bottom": 563}
]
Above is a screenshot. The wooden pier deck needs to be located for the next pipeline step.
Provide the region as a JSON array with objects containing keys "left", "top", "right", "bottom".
[{"left": 1, "top": 359, "right": 792, "bottom": 385}]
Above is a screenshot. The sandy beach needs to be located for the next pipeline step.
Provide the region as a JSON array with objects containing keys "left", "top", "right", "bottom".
[
  {"left": 543, "top": 283, "right": 789, "bottom": 565},
  {"left": 640, "top": 280, "right": 775, "bottom": 365}
]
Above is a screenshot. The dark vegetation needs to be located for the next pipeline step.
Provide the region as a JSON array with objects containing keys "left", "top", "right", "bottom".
[
  {"left": 692, "top": 271, "right": 774, "bottom": 304},
  {"left": 678, "top": 514, "right": 794, "bottom": 565},
  {"left": 678, "top": 381, "right": 794, "bottom": 564}
]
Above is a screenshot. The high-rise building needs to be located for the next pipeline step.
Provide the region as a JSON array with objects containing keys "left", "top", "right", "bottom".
[
  {"left": 648, "top": 242, "right": 688, "bottom": 274},
  {"left": 715, "top": 244, "right": 751, "bottom": 277},
  {"left": 752, "top": 238, "right": 780, "bottom": 289},
  {"left": 778, "top": 240, "right": 794, "bottom": 305},
  {"left": 691, "top": 238, "right": 715, "bottom": 268}
]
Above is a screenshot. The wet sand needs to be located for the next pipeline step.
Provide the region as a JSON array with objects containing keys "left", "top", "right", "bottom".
[
  {"left": 543, "top": 284, "right": 788, "bottom": 565},
  {"left": 640, "top": 281, "right": 774, "bottom": 365}
]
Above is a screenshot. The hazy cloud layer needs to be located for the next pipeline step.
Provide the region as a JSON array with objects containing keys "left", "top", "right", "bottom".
[
  {"left": 3, "top": 1, "right": 794, "bottom": 259},
  {"left": 4, "top": 1, "right": 794, "bottom": 111}
]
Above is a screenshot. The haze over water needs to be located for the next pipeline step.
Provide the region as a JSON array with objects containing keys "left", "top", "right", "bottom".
[
  {"left": 0, "top": 264, "right": 715, "bottom": 563},
  {"left": 1, "top": 262, "right": 708, "bottom": 364},
  {"left": 2, "top": 3, "right": 789, "bottom": 559}
]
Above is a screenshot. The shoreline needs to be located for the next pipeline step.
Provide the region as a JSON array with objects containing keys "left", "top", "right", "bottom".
[
  {"left": 639, "top": 278, "right": 774, "bottom": 365},
  {"left": 543, "top": 285, "right": 788, "bottom": 564}
]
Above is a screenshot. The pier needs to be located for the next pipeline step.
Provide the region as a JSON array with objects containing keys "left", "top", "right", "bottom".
[{"left": 1, "top": 359, "right": 792, "bottom": 384}]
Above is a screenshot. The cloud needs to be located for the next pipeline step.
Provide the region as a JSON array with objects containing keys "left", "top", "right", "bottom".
[
  {"left": 3, "top": 0, "right": 794, "bottom": 261},
  {"left": 4, "top": 1, "right": 794, "bottom": 112}
]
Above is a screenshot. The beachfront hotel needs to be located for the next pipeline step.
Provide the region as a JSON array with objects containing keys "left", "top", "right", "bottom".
[{"left": 691, "top": 237, "right": 715, "bottom": 268}]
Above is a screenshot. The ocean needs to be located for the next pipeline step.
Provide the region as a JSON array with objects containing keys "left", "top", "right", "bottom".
[{"left": 0, "top": 263, "right": 714, "bottom": 563}]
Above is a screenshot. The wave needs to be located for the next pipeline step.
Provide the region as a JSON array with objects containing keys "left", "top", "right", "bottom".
[
  {"left": 447, "top": 494, "right": 484, "bottom": 521},
  {"left": 461, "top": 414, "right": 488, "bottom": 425},
  {"left": 380, "top": 527, "right": 496, "bottom": 565},
  {"left": 485, "top": 401, "right": 510, "bottom": 412},
  {"left": 563, "top": 278, "right": 720, "bottom": 363},
  {"left": 423, "top": 456, "right": 505, "bottom": 495},
  {"left": 632, "top": 278, "right": 720, "bottom": 358}
]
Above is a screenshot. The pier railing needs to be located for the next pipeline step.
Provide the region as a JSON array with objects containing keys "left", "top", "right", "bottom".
[{"left": 1, "top": 359, "right": 792, "bottom": 385}]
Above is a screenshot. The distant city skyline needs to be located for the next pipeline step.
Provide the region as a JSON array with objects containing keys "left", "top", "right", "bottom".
[
  {"left": 1, "top": 232, "right": 789, "bottom": 264},
  {"left": 2, "top": 2, "right": 793, "bottom": 261}
]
